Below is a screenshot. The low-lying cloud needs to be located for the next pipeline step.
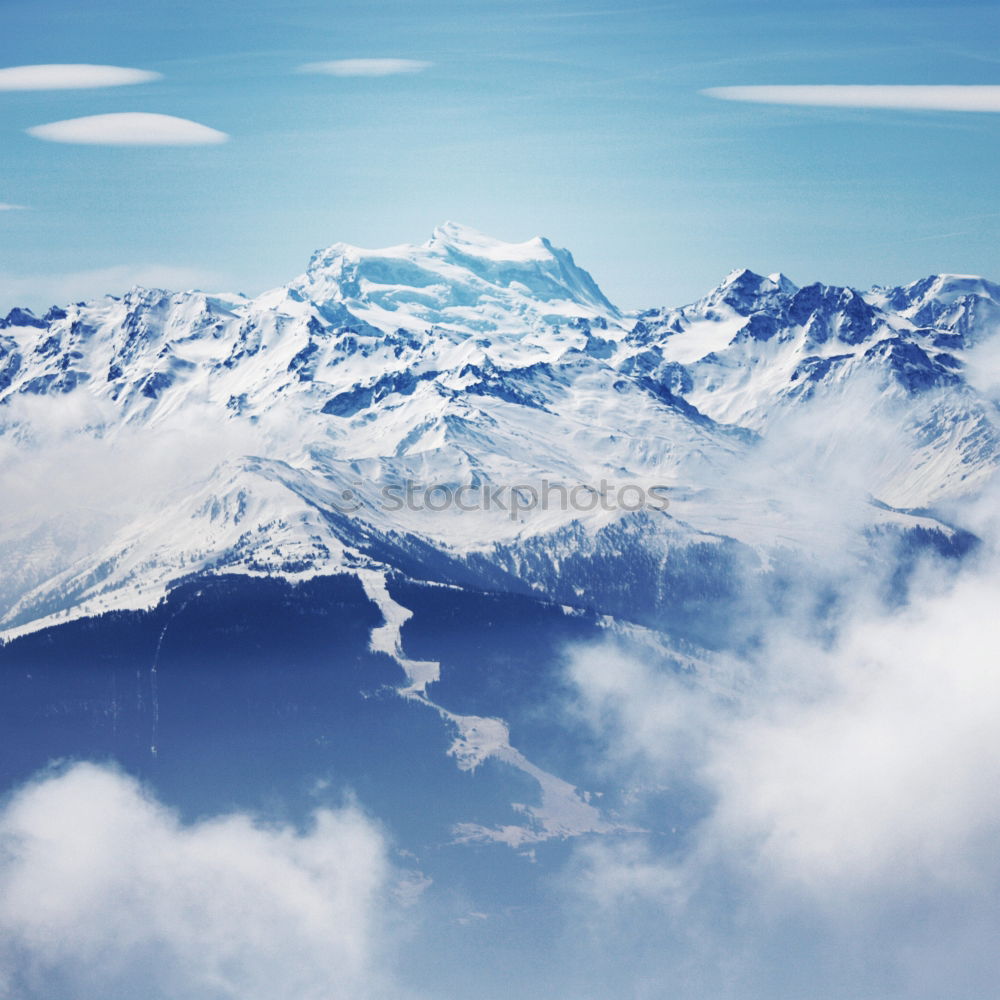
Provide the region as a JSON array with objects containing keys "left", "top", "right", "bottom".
[
  {"left": 703, "top": 84, "right": 1000, "bottom": 113},
  {"left": 26, "top": 113, "right": 229, "bottom": 146},
  {"left": 0, "top": 64, "right": 161, "bottom": 90},
  {"left": 0, "top": 763, "right": 397, "bottom": 1000},
  {"left": 298, "top": 58, "right": 432, "bottom": 77},
  {"left": 563, "top": 490, "right": 1000, "bottom": 997}
]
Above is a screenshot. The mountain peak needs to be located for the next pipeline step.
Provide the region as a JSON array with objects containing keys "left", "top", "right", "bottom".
[
  {"left": 874, "top": 272, "right": 1000, "bottom": 323},
  {"left": 298, "top": 224, "right": 619, "bottom": 331},
  {"left": 426, "top": 221, "right": 555, "bottom": 264},
  {"left": 905, "top": 273, "right": 1000, "bottom": 304},
  {"left": 721, "top": 267, "right": 760, "bottom": 287},
  {"left": 767, "top": 272, "right": 799, "bottom": 294},
  {"left": 702, "top": 267, "right": 797, "bottom": 316},
  {"left": 719, "top": 268, "right": 797, "bottom": 295}
]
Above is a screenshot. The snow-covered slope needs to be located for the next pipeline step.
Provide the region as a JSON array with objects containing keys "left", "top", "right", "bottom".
[
  {"left": 625, "top": 268, "right": 1000, "bottom": 506},
  {"left": 1, "top": 224, "right": 997, "bottom": 637}
]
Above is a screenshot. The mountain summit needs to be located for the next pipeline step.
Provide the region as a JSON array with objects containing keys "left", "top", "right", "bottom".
[{"left": 297, "top": 221, "right": 618, "bottom": 334}]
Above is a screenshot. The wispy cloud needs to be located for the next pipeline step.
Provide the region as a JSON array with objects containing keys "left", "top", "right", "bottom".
[
  {"left": 0, "top": 64, "right": 161, "bottom": 90},
  {"left": 529, "top": 4, "right": 674, "bottom": 17},
  {"left": 900, "top": 229, "right": 976, "bottom": 244},
  {"left": 26, "top": 113, "right": 229, "bottom": 146},
  {"left": 0, "top": 203, "right": 27, "bottom": 211},
  {"left": 702, "top": 84, "right": 1000, "bottom": 113},
  {"left": 298, "top": 58, "right": 432, "bottom": 77}
]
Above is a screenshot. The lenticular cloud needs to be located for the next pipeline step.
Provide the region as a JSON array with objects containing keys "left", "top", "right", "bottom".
[
  {"left": 702, "top": 84, "right": 1000, "bottom": 113},
  {"left": 0, "top": 64, "right": 161, "bottom": 90},
  {"left": 26, "top": 113, "right": 229, "bottom": 146},
  {"left": 299, "top": 58, "right": 432, "bottom": 77}
]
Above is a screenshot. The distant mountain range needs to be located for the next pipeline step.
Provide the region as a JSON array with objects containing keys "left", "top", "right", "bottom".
[{"left": 1, "top": 222, "right": 997, "bottom": 639}]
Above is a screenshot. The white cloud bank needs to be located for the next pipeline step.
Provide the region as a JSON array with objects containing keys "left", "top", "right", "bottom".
[
  {"left": 0, "top": 204, "right": 26, "bottom": 211},
  {"left": 26, "top": 113, "right": 228, "bottom": 146},
  {"left": 571, "top": 555, "right": 1000, "bottom": 896},
  {"left": 564, "top": 533, "right": 1000, "bottom": 996},
  {"left": 299, "top": 58, "right": 432, "bottom": 77},
  {"left": 0, "top": 64, "right": 161, "bottom": 90},
  {"left": 0, "top": 763, "right": 398, "bottom": 1000},
  {"left": 703, "top": 84, "right": 1000, "bottom": 113}
]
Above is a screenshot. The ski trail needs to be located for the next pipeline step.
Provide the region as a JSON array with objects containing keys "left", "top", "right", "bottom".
[
  {"left": 357, "top": 567, "right": 623, "bottom": 846},
  {"left": 357, "top": 569, "right": 440, "bottom": 696}
]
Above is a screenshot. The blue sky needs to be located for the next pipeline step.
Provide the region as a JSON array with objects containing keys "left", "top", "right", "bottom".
[{"left": 1, "top": 0, "right": 999, "bottom": 311}]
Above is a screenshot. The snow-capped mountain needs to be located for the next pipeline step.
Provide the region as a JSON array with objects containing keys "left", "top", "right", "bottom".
[
  {"left": 1, "top": 223, "right": 997, "bottom": 638},
  {"left": 297, "top": 220, "right": 619, "bottom": 334},
  {"left": 626, "top": 268, "right": 1000, "bottom": 505}
]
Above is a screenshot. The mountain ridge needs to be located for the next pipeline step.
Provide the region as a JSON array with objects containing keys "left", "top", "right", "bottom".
[{"left": 1, "top": 224, "right": 998, "bottom": 640}]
